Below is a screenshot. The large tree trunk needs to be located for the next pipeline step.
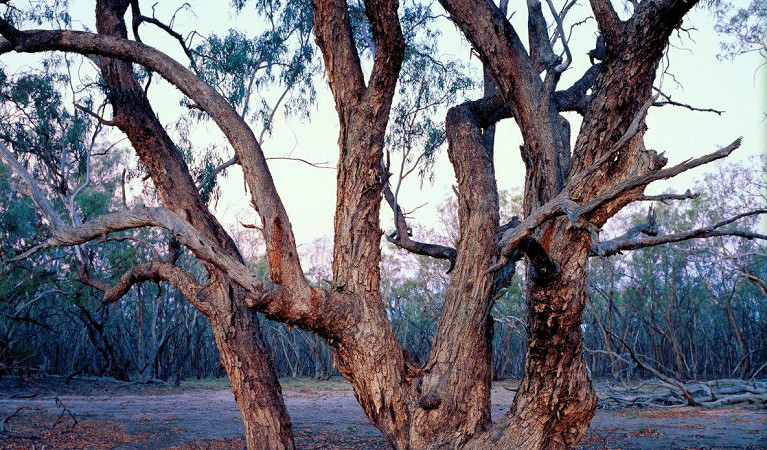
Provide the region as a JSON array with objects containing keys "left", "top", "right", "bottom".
[
  {"left": 93, "top": 1, "right": 294, "bottom": 447},
  {"left": 500, "top": 235, "right": 597, "bottom": 449},
  {"left": 408, "top": 99, "right": 500, "bottom": 448},
  {"left": 209, "top": 296, "right": 293, "bottom": 448}
]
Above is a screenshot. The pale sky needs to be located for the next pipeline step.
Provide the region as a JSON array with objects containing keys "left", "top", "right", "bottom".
[{"left": 2, "top": 0, "right": 765, "bottom": 252}]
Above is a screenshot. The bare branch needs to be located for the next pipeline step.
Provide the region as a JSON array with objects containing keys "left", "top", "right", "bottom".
[
  {"left": 544, "top": 0, "right": 572, "bottom": 73},
  {"left": 652, "top": 89, "right": 725, "bottom": 115},
  {"left": 593, "top": 208, "right": 767, "bottom": 256},
  {"left": 266, "top": 156, "right": 336, "bottom": 169},
  {"left": 640, "top": 189, "right": 699, "bottom": 203},
  {"left": 609, "top": 330, "right": 700, "bottom": 406},
  {"left": 383, "top": 183, "right": 457, "bottom": 272},
  {"left": 493, "top": 136, "right": 743, "bottom": 270},
  {"left": 80, "top": 261, "right": 210, "bottom": 314},
  {"left": 74, "top": 102, "right": 116, "bottom": 126},
  {"left": 130, "top": 1, "right": 197, "bottom": 70},
  {"left": 0, "top": 148, "right": 273, "bottom": 297},
  {"left": 578, "top": 137, "right": 742, "bottom": 219}
]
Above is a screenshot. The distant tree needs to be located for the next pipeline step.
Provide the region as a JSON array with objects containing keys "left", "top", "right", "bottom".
[{"left": 713, "top": 0, "right": 766, "bottom": 60}]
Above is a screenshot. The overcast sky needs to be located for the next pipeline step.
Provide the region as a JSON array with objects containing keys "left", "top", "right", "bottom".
[{"left": 2, "top": 0, "right": 765, "bottom": 251}]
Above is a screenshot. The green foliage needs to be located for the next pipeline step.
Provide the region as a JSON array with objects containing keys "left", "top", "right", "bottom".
[
  {"left": 384, "top": 1, "right": 475, "bottom": 184},
  {"left": 713, "top": 0, "right": 767, "bottom": 60},
  {"left": 192, "top": 0, "right": 318, "bottom": 126},
  {"left": 0, "top": 66, "right": 93, "bottom": 194}
]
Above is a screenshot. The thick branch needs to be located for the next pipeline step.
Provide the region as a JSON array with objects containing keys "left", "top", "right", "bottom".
[
  {"left": 527, "top": 0, "right": 557, "bottom": 73},
  {"left": 589, "top": 0, "right": 623, "bottom": 45},
  {"left": 364, "top": 0, "right": 405, "bottom": 102},
  {"left": 437, "top": 0, "right": 538, "bottom": 126},
  {"left": 554, "top": 64, "right": 600, "bottom": 114},
  {"left": 80, "top": 261, "right": 210, "bottom": 314},
  {"left": 311, "top": 0, "right": 366, "bottom": 105}
]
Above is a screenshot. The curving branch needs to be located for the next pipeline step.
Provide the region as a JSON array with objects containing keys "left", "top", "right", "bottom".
[
  {"left": 544, "top": 0, "right": 572, "bottom": 73},
  {"left": 382, "top": 183, "right": 457, "bottom": 272},
  {"left": 0, "top": 17, "right": 305, "bottom": 286},
  {"left": 437, "top": 0, "right": 538, "bottom": 126},
  {"left": 79, "top": 261, "right": 211, "bottom": 314}
]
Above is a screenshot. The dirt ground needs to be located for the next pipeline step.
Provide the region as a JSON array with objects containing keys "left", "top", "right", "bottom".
[{"left": 0, "top": 376, "right": 765, "bottom": 449}]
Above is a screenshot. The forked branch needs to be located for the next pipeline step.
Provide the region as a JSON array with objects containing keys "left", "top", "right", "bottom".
[{"left": 492, "top": 137, "right": 744, "bottom": 271}]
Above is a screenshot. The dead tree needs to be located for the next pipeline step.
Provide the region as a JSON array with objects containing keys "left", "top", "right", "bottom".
[{"left": 1, "top": 0, "right": 765, "bottom": 448}]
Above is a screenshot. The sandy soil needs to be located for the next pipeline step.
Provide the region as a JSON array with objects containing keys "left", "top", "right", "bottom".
[{"left": 0, "top": 376, "right": 765, "bottom": 449}]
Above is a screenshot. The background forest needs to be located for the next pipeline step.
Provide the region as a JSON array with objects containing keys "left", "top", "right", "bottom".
[{"left": 2, "top": 151, "right": 765, "bottom": 385}]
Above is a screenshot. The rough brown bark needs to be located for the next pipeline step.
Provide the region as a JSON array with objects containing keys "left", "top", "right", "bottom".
[{"left": 93, "top": 1, "right": 294, "bottom": 447}]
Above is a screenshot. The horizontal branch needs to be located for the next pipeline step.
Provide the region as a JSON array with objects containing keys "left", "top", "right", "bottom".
[
  {"left": 490, "top": 197, "right": 579, "bottom": 272},
  {"left": 652, "top": 90, "right": 725, "bottom": 115},
  {"left": 641, "top": 189, "right": 699, "bottom": 203},
  {"left": 594, "top": 209, "right": 767, "bottom": 256}
]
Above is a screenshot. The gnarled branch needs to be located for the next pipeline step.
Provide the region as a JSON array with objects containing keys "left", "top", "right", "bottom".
[
  {"left": 382, "top": 183, "right": 457, "bottom": 272},
  {"left": 80, "top": 261, "right": 211, "bottom": 315}
]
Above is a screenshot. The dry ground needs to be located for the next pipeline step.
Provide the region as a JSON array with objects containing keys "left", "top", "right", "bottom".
[{"left": 0, "top": 376, "right": 765, "bottom": 449}]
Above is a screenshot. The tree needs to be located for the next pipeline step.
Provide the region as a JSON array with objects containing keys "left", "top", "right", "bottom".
[{"left": 0, "top": 0, "right": 764, "bottom": 449}]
